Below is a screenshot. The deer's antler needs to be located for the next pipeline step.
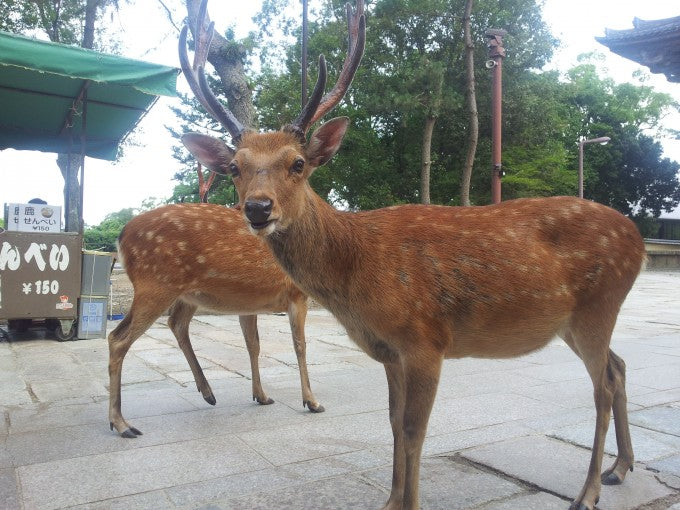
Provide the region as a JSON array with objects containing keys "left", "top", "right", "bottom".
[
  {"left": 291, "top": 1, "right": 366, "bottom": 135},
  {"left": 178, "top": 0, "right": 245, "bottom": 143}
]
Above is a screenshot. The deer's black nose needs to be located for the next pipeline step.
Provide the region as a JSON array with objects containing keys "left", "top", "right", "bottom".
[{"left": 244, "top": 198, "right": 273, "bottom": 226}]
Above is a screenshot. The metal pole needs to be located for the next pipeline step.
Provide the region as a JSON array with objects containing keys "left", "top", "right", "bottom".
[
  {"left": 79, "top": 88, "right": 88, "bottom": 235},
  {"left": 301, "top": 0, "right": 308, "bottom": 108},
  {"left": 578, "top": 141, "right": 584, "bottom": 199},
  {"left": 577, "top": 136, "right": 610, "bottom": 200},
  {"left": 486, "top": 29, "right": 506, "bottom": 205}
]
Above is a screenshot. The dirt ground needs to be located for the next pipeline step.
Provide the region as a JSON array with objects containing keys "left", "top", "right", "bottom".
[{"left": 109, "top": 267, "right": 135, "bottom": 316}]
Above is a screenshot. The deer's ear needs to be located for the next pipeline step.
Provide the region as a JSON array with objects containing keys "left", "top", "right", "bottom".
[
  {"left": 306, "top": 117, "right": 349, "bottom": 169},
  {"left": 181, "top": 133, "right": 235, "bottom": 175}
]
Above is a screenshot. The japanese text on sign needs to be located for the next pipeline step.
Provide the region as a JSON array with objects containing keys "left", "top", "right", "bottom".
[{"left": 0, "top": 242, "right": 70, "bottom": 272}]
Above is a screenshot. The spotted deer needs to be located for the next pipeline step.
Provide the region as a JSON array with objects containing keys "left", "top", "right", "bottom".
[
  {"left": 181, "top": 1, "right": 646, "bottom": 509},
  {"left": 107, "top": 203, "right": 324, "bottom": 438}
]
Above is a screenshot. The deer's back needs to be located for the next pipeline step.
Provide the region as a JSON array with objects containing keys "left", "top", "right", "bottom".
[{"left": 118, "top": 203, "right": 302, "bottom": 313}]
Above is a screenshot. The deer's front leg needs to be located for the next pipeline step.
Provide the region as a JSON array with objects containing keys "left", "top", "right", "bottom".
[
  {"left": 401, "top": 354, "right": 443, "bottom": 510},
  {"left": 287, "top": 298, "right": 324, "bottom": 412},
  {"left": 239, "top": 315, "right": 274, "bottom": 405},
  {"left": 382, "top": 361, "right": 406, "bottom": 510}
]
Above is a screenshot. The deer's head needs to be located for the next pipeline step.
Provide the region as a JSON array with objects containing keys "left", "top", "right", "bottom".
[{"left": 180, "top": 0, "right": 365, "bottom": 235}]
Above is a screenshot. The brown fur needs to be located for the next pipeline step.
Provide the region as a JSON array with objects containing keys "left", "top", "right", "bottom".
[
  {"left": 107, "top": 203, "right": 323, "bottom": 438},
  {"left": 210, "top": 123, "right": 645, "bottom": 510}
]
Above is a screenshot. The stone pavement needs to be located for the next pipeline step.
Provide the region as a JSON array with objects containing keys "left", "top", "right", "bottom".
[{"left": 1, "top": 270, "right": 679, "bottom": 510}]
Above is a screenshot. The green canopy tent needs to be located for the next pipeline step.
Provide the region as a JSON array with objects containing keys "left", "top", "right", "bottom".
[
  {"left": 0, "top": 30, "right": 178, "bottom": 160},
  {"left": 0, "top": 30, "right": 178, "bottom": 232}
]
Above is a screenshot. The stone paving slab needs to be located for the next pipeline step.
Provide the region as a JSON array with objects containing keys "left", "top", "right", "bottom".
[
  {"left": 362, "top": 456, "right": 527, "bottom": 510},
  {"left": 461, "top": 435, "right": 674, "bottom": 510},
  {"left": 551, "top": 422, "right": 680, "bottom": 463},
  {"left": 200, "top": 474, "right": 388, "bottom": 510},
  {"left": 0, "top": 270, "right": 679, "bottom": 509},
  {"left": 17, "top": 435, "right": 270, "bottom": 510},
  {"left": 477, "top": 491, "right": 568, "bottom": 509},
  {"left": 630, "top": 406, "right": 680, "bottom": 436},
  {"left": 0, "top": 468, "right": 20, "bottom": 510},
  {"left": 648, "top": 454, "right": 680, "bottom": 478}
]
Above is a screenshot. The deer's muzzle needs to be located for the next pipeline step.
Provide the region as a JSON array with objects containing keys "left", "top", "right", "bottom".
[{"left": 244, "top": 198, "right": 274, "bottom": 230}]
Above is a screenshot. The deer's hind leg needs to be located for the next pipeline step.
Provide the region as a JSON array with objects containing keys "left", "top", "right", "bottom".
[
  {"left": 561, "top": 310, "right": 632, "bottom": 510},
  {"left": 108, "top": 291, "right": 175, "bottom": 438},
  {"left": 600, "top": 349, "right": 634, "bottom": 485},
  {"left": 168, "top": 300, "right": 216, "bottom": 406}
]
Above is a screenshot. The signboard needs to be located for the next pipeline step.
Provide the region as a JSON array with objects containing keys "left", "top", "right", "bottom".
[
  {"left": 5, "top": 203, "right": 62, "bottom": 233},
  {"left": 0, "top": 231, "right": 81, "bottom": 319}
]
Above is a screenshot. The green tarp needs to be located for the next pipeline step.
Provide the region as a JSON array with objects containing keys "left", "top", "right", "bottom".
[{"left": 0, "top": 30, "right": 178, "bottom": 160}]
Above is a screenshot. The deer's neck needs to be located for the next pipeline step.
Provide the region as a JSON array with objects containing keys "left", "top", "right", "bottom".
[{"left": 267, "top": 191, "right": 359, "bottom": 310}]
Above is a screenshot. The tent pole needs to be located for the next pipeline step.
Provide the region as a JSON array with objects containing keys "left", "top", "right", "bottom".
[{"left": 79, "top": 87, "right": 88, "bottom": 235}]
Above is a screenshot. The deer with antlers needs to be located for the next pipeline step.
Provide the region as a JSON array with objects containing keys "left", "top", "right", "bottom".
[
  {"left": 106, "top": 1, "right": 325, "bottom": 440},
  {"left": 181, "top": 1, "right": 645, "bottom": 509}
]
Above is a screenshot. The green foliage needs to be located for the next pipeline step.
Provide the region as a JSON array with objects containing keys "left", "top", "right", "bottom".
[
  {"left": 0, "top": 0, "right": 123, "bottom": 49},
  {"left": 563, "top": 57, "right": 680, "bottom": 216},
  {"left": 84, "top": 208, "right": 135, "bottom": 252},
  {"left": 631, "top": 211, "right": 661, "bottom": 239},
  {"left": 83, "top": 199, "right": 162, "bottom": 252},
  {"left": 168, "top": 0, "right": 680, "bottom": 220}
]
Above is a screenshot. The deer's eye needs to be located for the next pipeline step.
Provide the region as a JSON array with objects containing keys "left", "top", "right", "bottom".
[
  {"left": 291, "top": 158, "right": 305, "bottom": 174},
  {"left": 228, "top": 162, "right": 240, "bottom": 178}
]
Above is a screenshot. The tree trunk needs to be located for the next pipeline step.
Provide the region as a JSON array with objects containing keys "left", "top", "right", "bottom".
[
  {"left": 460, "top": 0, "right": 478, "bottom": 207},
  {"left": 421, "top": 115, "right": 436, "bottom": 205},
  {"left": 185, "top": 0, "right": 256, "bottom": 128},
  {"left": 57, "top": 153, "right": 83, "bottom": 232},
  {"left": 82, "top": 0, "right": 102, "bottom": 49},
  {"left": 51, "top": 0, "right": 101, "bottom": 232}
]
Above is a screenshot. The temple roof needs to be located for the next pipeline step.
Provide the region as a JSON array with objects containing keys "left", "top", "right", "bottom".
[{"left": 596, "top": 15, "right": 680, "bottom": 82}]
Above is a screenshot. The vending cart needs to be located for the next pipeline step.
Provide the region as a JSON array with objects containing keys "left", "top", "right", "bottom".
[{"left": 0, "top": 30, "right": 177, "bottom": 340}]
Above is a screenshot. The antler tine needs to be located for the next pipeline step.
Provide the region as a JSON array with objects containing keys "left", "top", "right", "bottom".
[
  {"left": 307, "top": 1, "right": 366, "bottom": 127},
  {"left": 197, "top": 66, "right": 245, "bottom": 142},
  {"left": 193, "top": 0, "right": 212, "bottom": 70},
  {"left": 179, "top": 25, "right": 217, "bottom": 120},
  {"left": 178, "top": 0, "right": 245, "bottom": 143},
  {"left": 290, "top": 55, "right": 327, "bottom": 137}
]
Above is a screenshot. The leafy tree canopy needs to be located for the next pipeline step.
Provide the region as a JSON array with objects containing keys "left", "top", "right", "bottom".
[{"left": 168, "top": 0, "right": 680, "bottom": 225}]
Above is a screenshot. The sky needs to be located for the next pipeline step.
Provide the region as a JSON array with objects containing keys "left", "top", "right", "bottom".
[{"left": 1, "top": 0, "right": 679, "bottom": 226}]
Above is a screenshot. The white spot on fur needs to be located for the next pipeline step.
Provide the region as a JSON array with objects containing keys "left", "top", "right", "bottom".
[{"left": 196, "top": 255, "right": 206, "bottom": 264}]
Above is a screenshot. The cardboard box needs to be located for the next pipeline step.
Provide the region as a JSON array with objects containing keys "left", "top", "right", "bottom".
[{"left": 5, "top": 203, "right": 62, "bottom": 233}]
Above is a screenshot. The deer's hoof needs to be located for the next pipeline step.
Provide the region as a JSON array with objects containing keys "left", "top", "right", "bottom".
[
  {"left": 204, "top": 395, "right": 217, "bottom": 406},
  {"left": 255, "top": 396, "right": 275, "bottom": 405},
  {"left": 305, "top": 401, "right": 325, "bottom": 413},
  {"left": 602, "top": 471, "right": 623, "bottom": 485},
  {"left": 121, "top": 427, "right": 142, "bottom": 439},
  {"left": 568, "top": 504, "right": 591, "bottom": 510}
]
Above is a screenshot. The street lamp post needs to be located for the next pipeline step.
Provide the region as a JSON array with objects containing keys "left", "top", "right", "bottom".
[{"left": 578, "top": 136, "right": 611, "bottom": 199}]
